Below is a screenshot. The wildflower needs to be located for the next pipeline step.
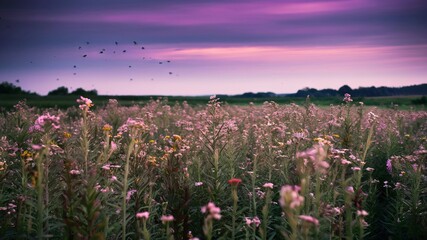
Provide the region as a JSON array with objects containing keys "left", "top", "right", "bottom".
[
  {"left": 201, "top": 202, "right": 222, "bottom": 220},
  {"left": 63, "top": 131, "right": 72, "bottom": 138},
  {"left": 228, "top": 178, "right": 242, "bottom": 186},
  {"left": 136, "top": 211, "right": 150, "bottom": 220},
  {"left": 161, "top": 215, "right": 175, "bottom": 223},
  {"left": 357, "top": 210, "right": 369, "bottom": 217},
  {"left": 346, "top": 186, "right": 354, "bottom": 194},
  {"left": 195, "top": 182, "right": 203, "bottom": 187},
  {"left": 299, "top": 215, "right": 319, "bottom": 226},
  {"left": 110, "top": 176, "right": 117, "bottom": 182},
  {"left": 351, "top": 167, "right": 361, "bottom": 171},
  {"left": 30, "top": 113, "right": 60, "bottom": 132},
  {"left": 245, "top": 216, "right": 261, "bottom": 227},
  {"left": 172, "top": 134, "right": 182, "bottom": 142},
  {"left": 386, "top": 159, "right": 392, "bottom": 173},
  {"left": 368, "top": 112, "right": 378, "bottom": 124},
  {"left": 69, "top": 169, "right": 81, "bottom": 175},
  {"left": 31, "top": 144, "right": 42, "bottom": 150},
  {"left": 366, "top": 167, "right": 374, "bottom": 172},
  {"left": 102, "top": 124, "right": 112, "bottom": 131},
  {"left": 296, "top": 144, "right": 329, "bottom": 174},
  {"left": 110, "top": 141, "right": 117, "bottom": 151},
  {"left": 263, "top": 182, "right": 274, "bottom": 189},
  {"left": 77, "top": 96, "right": 93, "bottom": 110},
  {"left": 102, "top": 164, "right": 111, "bottom": 170},
  {"left": 279, "top": 185, "right": 304, "bottom": 209},
  {"left": 126, "top": 189, "right": 137, "bottom": 200},
  {"left": 341, "top": 159, "right": 352, "bottom": 165},
  {"left": 343, "top": 93, "right": 353, "bottom": 103}
]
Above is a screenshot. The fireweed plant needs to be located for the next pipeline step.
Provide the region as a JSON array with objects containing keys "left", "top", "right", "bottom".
[{"left": 0, "top": 94, "right": 426, "bottom": 239}]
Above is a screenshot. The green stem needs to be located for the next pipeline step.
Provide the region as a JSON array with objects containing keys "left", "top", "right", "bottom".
[{"left": 122, "top": 138, "right": 135, "bottom": 240}]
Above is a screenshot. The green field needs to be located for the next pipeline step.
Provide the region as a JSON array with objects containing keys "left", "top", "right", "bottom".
[{"left": 0, "top": 94, "right": 425, "bottom": 110}]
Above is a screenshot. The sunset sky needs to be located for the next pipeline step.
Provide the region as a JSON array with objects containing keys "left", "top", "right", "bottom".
[{"left": 1, "top": 0, "right": 426, "bottom": 95}]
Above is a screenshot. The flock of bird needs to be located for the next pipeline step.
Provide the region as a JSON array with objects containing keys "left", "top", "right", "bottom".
[
  {"left": 71, "top": 40, "right": 175, "bottom": 82},
  {"left": 1, "top": 14, "right": 178, "bottom": 90}
]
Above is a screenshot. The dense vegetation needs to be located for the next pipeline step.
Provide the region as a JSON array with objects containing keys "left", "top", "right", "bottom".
[{"left": 0, "top": 95, "right": 426, "bottom": 239}]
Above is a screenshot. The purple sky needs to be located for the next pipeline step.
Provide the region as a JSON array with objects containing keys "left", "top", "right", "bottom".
[{"left": 1, "top": 0, "right": 427, "bottom": 95}]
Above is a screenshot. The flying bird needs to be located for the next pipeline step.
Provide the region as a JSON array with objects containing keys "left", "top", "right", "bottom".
[
  {"left": 115, "top": 41, "right": 118, "bottom": 45},
  {"left": 167, "top": 60, "right": 171, "bottom": 63},
  {"left": 159, "top": 62, "right": 163, "bottom": 64},
  {"left": 78, "top": 46, "right": 82, "bottom": 50},
  {"left": 73, "top": 65, "right": 77, "bottom": 68},
  {"left": 129, "top": 65, "right": 132, "bottom": 68},
  {"left": 86, "top": 41, "right": 90, "bottom": 45},
  {"left": 141, "top": 46, "right": 145, "bottom": 50},
  {"left": 73, "top": 73, "right": 77, "bottom": 75},
  {"left": 83, "top": 54, "right": 87, "bottom": 57},
  {"left": 133, "top": 41, "right": 137, "bottom": 45},
  {"left": 123, "top": 50, "right": 127, "bottom": 53},
  {"left": 99, "top": 51, "right": 104, "bottom": 54},
  {"left": 169, "top": 72, "right": 173, "bottom": 75},
  {"left": 16, "top": 79, "right": 20, "bottom": 83}
]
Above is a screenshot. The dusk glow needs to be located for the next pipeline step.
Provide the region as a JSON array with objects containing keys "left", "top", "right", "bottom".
[{"left": 1, "top": 0, "right": 426, "bottom": 95}]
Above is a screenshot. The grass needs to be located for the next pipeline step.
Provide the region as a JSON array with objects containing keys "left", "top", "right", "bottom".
[{"left": 0, "top": 94, "right": 425, "bottom": 110}]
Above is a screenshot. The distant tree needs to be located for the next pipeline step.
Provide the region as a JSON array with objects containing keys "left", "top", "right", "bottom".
[
  {"left": 48, "top": 86, "right": 69, "bottom": 96},
  {"left": 70, "top": 88, "right": 98, "bottom": 96},
  {"left": 0, "top": 81, "right": 37, "bottom": 95},
  {"left": 338, "top": 85, "right": 353, "bottom": 95}
]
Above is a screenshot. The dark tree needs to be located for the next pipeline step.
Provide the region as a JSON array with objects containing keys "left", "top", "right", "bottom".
[{"left": 47, "top": 86, "right": 69, "bottom": 96}]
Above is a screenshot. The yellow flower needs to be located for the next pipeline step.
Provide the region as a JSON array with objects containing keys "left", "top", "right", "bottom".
[
  {"left": 173, "top": 134, "right": 182, "bottom": 142},
  {"left": 147, "top": 156, "right": 157, "bottom": 166},
  {"left": 333, "top": 134, "right": 340, "bottom": 138},
  {"left": 21, "top": 150, "right": 32, "bottom": 159},
  {"left": 102, "top": 124, "right": 113, "bottom": 131},
  {"left": 63, "top": 131, "right": 72, "bottom": 138}
]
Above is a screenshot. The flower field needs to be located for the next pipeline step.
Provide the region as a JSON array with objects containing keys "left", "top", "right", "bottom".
[{"left": 0, "top": 95, "right": 426, "bottom": 239}]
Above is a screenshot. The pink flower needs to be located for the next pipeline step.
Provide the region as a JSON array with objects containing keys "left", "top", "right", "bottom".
[
  {"left": 195, "top": 182, "right": 203, "bottom": 187},
  {"left": 346, "top": 186, "right": 354, "bottom": 194},
  {"left": 136, "top": 211, "right": 150, "bottom": 220},
  {"left": 30, "top": 113, "right": 60, "bottom": 132},
  {"left": 69, "top": 169, "right": 81, "bottom": 175},
  {"left": 357, "top": 210, "right": 369, "bottom": 217},
  {"left": 351, "top": 167, "right": 361, "bottom": 171},
  {"left": 299, "top": 215, "right": 319, "bottom": 226},
  {"left": 343, "top": 93, "right": 353, "bottom": 103},
  {"left": 279, "top": 185, "right": 304, "bottom": 209},
  {"left": 263, "top": 183, "right": 274, "bottom": 189},
  {"left": 110, "top": 141, "right": 117, "bottom": 151},
  {"left": 76, "top": 96, "right": 93, "bottom": 110},
  {"left": 110, "top": 176, "right": 117, "bottom": 182},
  {"left": 161, "top": 215, "right": 174, "bottom": 223},
  {"left": 201, "top": 202, "right": 222, "bottom": 220},
  {"left": 31, "top": 144, "right": 43, "bottom": 150},
  {"left": 386, "top": 159, "right": 392, "bottom": 173},
  {"left": 126, "top": 190, "right": 137, "bottom": 200}
]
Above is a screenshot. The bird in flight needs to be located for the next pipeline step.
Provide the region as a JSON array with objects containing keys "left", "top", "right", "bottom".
[
  {"left": 123, "top": 50, "right": 127, "bottom": 53},
  {"left": 115, "top": 41, "right": 118, "bottom": 46},
  {"left": 83, "top": 54, "right": 87, "bottom": 57},
  {"left": 133, "top": 41, "right": 137, "bottom": 45}
]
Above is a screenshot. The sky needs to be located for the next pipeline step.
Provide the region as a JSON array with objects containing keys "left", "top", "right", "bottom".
[{"left": 0, "top": 0, "right": 427, "bottom": 96}]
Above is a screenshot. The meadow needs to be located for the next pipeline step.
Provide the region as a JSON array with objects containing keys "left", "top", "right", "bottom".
[{"left": 0, "top": 95, "right": 426, "bottom": 239}]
